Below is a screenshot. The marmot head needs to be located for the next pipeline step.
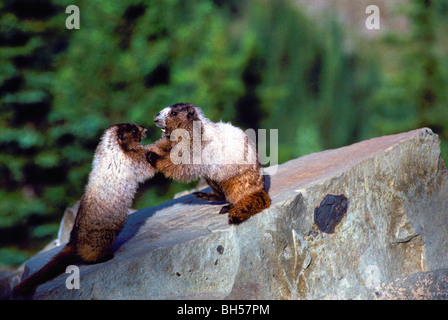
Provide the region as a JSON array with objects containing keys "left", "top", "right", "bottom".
[
  {"left": 114, "top": 123, "right": 148, "bottom": 152},
  {"left": 153, "top": 103, "right": 202, "bottom": 136}
]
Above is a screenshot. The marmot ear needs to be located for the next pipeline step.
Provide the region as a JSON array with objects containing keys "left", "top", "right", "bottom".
[{"left": 187, "top": 106, "right": 196, "bottom": 119}]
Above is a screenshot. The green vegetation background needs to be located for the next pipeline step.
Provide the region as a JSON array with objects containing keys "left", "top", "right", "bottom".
[{"left": 1, "top": 0, "right": 447, "bottom": 267}]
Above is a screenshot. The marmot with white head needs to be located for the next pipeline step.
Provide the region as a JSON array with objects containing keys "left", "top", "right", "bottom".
[
  {"left": 13, "top": 123, "right": 155, "bottom": 297},
  {"left": 146, "top": 103, "right": 271, "bottom": 224}
]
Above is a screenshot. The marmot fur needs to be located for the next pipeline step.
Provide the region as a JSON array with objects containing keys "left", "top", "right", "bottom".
[
  {"left": 13, "top": 123, "right": 155, "bottom": 297},
  {"left": 146, "top": 103, "right": 271, "bottom": 224}
]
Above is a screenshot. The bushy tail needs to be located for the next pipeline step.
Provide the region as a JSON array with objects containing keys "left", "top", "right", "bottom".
[
  {"left": 13, "top": 244, "right": 77, "bottom": 298},
  {"left": 228, "top": 190, "right": 271, "bottom": 224}
]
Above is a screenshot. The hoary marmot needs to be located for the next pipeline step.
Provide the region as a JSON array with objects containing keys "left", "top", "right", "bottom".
[
  {"left": 146, "top": 103, "right": 271, "bottom": 224},
  {"left": 13, "top": 123, "right": 155, "bottom": 297}
]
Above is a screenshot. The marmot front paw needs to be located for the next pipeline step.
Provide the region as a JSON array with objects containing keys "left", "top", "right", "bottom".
[{"left": 146, "top": 151, "right": 160, "bottom": 167}]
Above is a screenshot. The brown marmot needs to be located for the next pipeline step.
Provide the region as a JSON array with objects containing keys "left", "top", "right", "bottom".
[
  {"left": 13, "top": 123, "right": 156, "bottom": 297},
  {"left": 146, "top": 103, "right": 271, "bottom": 224}
]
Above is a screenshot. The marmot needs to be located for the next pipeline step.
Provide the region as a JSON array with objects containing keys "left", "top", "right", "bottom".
[
  {"left": 146, "top": 103, "right": 271, "bottom": 224},
  {"left": 13, "top": 123, "right": 155, "bottom": 297}
]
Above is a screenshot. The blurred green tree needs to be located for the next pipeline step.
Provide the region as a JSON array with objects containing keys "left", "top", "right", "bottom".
[
  {"left": 1, "top": 0, "right": 71, "bottom": 262},
  {"left": 236, "top": 0, "right": 382, "bottom": 162},
  {"left": 1, "top": 0, "right": 447, "bottom": 268},
  {"left": 0, "top": 0, "right": 250, "bottom": 265},
  {"left": 370, "top": 0, "right": 448, "bottom": 160}
]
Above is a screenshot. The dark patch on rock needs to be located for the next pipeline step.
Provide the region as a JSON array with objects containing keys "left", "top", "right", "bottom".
[{"left": 314, "top": 194, "right": 348, "bottom": 233}]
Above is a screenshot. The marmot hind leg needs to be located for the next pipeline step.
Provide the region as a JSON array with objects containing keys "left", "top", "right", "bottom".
[
  {"left": 76, "top": 229, "right": 118, "bottom": 263},
  {"left": 193, "top": 178, "right": 226, "bottom": 202},
  {"left": 228, "top": 190, "right": 271, "bottom": 224},
  {"left": 193, "top": 191, "right": 226, "bottom": 201},
  {"left": 219, "top": 204, "right": 233, "bottom": 214}
]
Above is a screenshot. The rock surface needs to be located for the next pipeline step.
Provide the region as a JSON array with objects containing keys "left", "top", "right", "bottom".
[
  {"left": 373, "top": 269, "right": 448, "bottom": 300},
  {"left": 16, "top": 128, "right": 448, "bottom": 299}
]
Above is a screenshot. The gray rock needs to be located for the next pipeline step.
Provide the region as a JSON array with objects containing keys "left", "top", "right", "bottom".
[
  {"left": 0, "top": 269, "right": 22, "bottom": 299},
  {"left": 18, "top": 128, "right": 448, "bottom": 299},
  {"left": 373, "top": 269, "right": 448, "bottom": 299}
]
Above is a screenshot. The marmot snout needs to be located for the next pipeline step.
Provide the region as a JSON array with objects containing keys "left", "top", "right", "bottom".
[{"left": 153, "top": 103, "right": 201, "bottom": 136}]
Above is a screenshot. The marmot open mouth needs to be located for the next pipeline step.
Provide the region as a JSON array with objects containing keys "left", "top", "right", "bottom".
[{"left": 161, "top": 127, "right": 166, "bottom": 133}]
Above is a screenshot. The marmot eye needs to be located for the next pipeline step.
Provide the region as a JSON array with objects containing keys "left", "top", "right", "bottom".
[
  {"left": 170, "top": 111, "right": 177, "bottom": 116},
  {"left": 132, "top": 128, "right": 138, "bottom": 135}
]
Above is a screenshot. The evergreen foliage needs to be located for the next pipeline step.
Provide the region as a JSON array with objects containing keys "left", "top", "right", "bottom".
[{"left": 0, "top": 0, "right": 447, "bottom": 266}]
